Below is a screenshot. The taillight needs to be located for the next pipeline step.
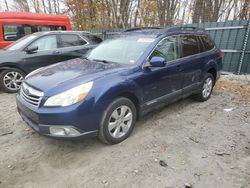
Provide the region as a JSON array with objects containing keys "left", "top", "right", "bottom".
[{"left": 218, "top": 49, "right": 223, "bottom": 58}]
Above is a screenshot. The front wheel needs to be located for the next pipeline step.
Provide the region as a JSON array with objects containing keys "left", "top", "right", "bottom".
[
  {"left": 194, "top": 73, "right": 214, "bottom": 102},
  {"left": 98, "top": 97, "right": 137, "bottom": 144},
  {"left": 0, "top": 69, "right": 25, "bottom": 93}
]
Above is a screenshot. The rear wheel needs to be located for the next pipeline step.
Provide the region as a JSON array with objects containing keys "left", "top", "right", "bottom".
[
  {"left": 0, "top": 69, "right": 25, "bottom": 93},
  {"left": 99, "top": 97, "right": 137, "bottom": 144},
  {"left": 194, "top": 73, "right": 214, "bottom": 102}
]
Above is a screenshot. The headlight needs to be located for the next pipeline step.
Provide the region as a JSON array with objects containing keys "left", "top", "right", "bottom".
[{"left": 44, "top": 81, "right": 93, "bottom": 107}]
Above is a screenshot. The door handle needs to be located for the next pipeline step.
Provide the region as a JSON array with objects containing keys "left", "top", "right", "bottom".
[{"left": 53, "top": 50, "right": 60, "bottom": 54}]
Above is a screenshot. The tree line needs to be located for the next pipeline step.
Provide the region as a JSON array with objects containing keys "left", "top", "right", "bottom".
[{"left": 2, "top": 0, "right": 250, "bottom": 30}]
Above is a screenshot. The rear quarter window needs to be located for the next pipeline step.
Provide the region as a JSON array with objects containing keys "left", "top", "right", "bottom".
[{"left": 200, "top": 35, "right": 215, "bottom": 51}]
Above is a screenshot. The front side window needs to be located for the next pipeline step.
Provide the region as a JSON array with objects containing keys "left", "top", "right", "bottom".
[
  {"left": 28, "top": 35, "right": 57, "bottom": 51},
  {"left": 5, "top": 35, "right": 37, "bottom": 51},
  {"left": 60, "top": 34, "right": 86, "bottom": 47},
  {"left": 180, "top": 35, "right": 199, "bottom": 57},
  {"left": 150, "top": 36, "right": 180, "bottom": 62},
  {"left": 3, "top": 24, "right": 34, "bottom": 41},
  {"left": 3, "top": 24, "right": 23, "bottom": 41}
]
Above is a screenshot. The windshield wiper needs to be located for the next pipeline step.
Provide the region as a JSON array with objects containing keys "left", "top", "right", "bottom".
[
  {"left": 92, "top": 59, "right": 110, "bottom": 64},
  {"left": 82, "top": 57, "right": 89, "bottom": 60}
]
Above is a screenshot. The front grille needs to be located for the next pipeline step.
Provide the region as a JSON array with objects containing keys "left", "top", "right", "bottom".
[{"left": 20, "top": 83, "right": 44, "bottom": 107}]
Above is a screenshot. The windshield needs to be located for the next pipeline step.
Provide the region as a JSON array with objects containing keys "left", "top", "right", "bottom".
[
  {"left": 87, "top": 36, "right": 154, "bottom": 64},
  {"left": 5, "top": 35, "right": 37, "bottom": 51}
]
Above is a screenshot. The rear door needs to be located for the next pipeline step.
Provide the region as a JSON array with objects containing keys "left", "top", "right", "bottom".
[
  {"left": 57, "top": 34, "right": 92, "bottom": 61},
  {"left": 22, "top": 34, "right": 61, "bottom": 72},
  {"left": 179, "top": 35, "right": 204, "bottom": 94}
]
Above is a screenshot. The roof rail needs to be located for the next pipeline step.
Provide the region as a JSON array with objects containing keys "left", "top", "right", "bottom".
[
  {"left": 165, "top": 26, "right": 205, "bottom": 33},
  {"left": 157, "top": 26, "right": 206, "bottom": 37},
  {"left": 123, "top": 27, "right": 162, "bottom": 32}
]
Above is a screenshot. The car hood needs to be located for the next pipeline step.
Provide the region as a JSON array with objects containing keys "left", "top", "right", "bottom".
[
  {"left": 25, "top": 58, "right": 126, "bottom": 93},
  {"left": 0, "top": 49, "right": 21, "bottom": 63},
  {"left": 0, "top": 49, "right": 17, "bottom": 53}
]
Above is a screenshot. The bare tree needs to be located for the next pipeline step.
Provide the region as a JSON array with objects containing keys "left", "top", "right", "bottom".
[
  {"left": 192, "top": 0, "right": 228, "bottom": 23},
  {"left": 4, "top": 0, "right": 9, "bottom": 11},
  {"left": 13, "top": 0, "right": 30, "bottom": 12},
  {"left": 157, "top": 0, "right": 179, "bottom": 26},
  {"left": 41, "top": 0, "right": 47, "bottom": 13},
  {"left": 239, "top": 0, "right": 250, "bottom": 20}
]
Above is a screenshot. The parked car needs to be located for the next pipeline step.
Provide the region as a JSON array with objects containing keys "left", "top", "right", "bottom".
[
  {"left": 0, "top": 31, "right": 102, "bottom": 92},
  {"left": 16, "top": 27, "right": 223, "bottom": 144}
]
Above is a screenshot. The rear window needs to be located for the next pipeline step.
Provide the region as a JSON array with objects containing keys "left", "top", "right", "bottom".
[
  {"left": 60, "top": 34, "right": 87, "bottom": 47},
  {"left": 200, "top": 35, "right": 214, "bottom": 51},
  {"left": 180, "top": 35, "right": 199, "bottom": 57}
]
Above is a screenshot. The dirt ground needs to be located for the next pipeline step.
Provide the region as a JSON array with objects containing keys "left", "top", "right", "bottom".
[{"left": 0, "top": 75, "right": 249, "bottom": 188}]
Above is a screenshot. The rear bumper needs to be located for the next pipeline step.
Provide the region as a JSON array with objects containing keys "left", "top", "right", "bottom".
[{"left": 16, "top": 93, "right": 100, "bottom": 139}]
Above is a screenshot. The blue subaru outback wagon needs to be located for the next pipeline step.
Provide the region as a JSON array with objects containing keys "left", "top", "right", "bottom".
[{"left": 16, "top": 27, "right": 222, "bottom": 144}]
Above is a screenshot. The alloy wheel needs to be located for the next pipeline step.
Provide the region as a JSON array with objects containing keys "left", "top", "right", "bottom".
[
  {"left": 202, "top": 77, "right": 213, "bottom": 98},
  {"left": 3, "top": 71, "right": 24, "bottom": 91},
  {"left": 108, "top": 105, "right": 133, "bottom": 138}
]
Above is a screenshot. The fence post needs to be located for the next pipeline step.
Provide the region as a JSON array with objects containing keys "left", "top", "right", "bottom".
[
  {"left": 237, "top": 20, "right": 250, "bottom": 74},
  {"left": 102, "top": 31, "right": 106, "bottom": 40}
]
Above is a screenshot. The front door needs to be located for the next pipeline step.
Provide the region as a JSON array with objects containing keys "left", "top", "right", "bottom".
[
  {"left": 22, "top": 34, "right": 61, "bottom": 73},
  {"left": 135, "top": 36, "right": 184, "bottom": 107}
]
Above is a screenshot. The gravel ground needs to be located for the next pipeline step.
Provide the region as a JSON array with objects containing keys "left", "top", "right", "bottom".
[{"left": 0, "top": 75, "right": 249, "bottom": 188}]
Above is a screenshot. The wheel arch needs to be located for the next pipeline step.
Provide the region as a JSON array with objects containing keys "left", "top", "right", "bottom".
[
  {"left": 115, "top": 91, "right": 140, "bottom": 118},
  {"left": 207, "top": 67, "right": 217, "bottom": 84},
  {"left": 92, "top": 78, "right": 143, "bottom": 121},
  {"left": 203, "top": 59, "right": 218, "bottom": 83},
  {"left": 0, "top": 64, "right": 27, "bottom": 75}
]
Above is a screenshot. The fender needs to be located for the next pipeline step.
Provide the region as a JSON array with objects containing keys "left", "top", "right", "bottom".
[
  {"left": 0, "top": 64, "right": 27, "bottom": 74},
  {"left": 91, "top": 75, "right": 143, "bottom": 117},
  {"left": 202, "top": 59, "right": 217, "bottom": 79}
]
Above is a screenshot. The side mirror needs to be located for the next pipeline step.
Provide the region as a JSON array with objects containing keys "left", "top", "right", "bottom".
[
  {"left": 149, "top": 56, "right": 166, "bottom": 67},
  {"left": 26, "top": 46, "right": 38, "bottom": 54}
]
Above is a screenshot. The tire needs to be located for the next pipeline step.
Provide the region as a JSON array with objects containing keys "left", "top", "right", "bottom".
[
  {"left": 0, "top": 69, "right": 26, "bottom": 93},
  {"left": 194, "top": 73, "right": 214, "bottom": 102},
  {"left": 98, "top": 97, "right": 137, "bottom": 144}
]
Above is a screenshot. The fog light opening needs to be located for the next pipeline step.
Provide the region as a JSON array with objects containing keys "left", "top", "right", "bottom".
[{"left": 49, "top": 127, "right": 80, "bottom": 137}]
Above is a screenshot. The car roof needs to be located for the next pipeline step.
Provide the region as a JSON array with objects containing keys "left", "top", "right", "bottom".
[
  {"left": 121, "top": 27, "right": 209, "bottom": 38},
  {"left": 31, "top": 30, "right": 94, "bottom": 37}
]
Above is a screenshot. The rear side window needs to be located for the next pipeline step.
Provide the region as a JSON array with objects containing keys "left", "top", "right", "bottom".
[
  {"left": 200, "top": 35, "right": 214, "bottom": 51},
  {"left": 60, "top": 34, "right": 87, "bottom": 47},
  {"left": 83, "top": 34, "right": 102, "bottom": 44},
  {"left": 180, "top": 35, "right": 199, "bottom": 57},
  {"left": 3, "top": 24, "right": 67, "bottom": 41}
]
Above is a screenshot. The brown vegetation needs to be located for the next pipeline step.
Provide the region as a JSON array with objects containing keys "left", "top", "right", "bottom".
[{"left": 1, "top": 0, "right": 250, "bottom": 30}]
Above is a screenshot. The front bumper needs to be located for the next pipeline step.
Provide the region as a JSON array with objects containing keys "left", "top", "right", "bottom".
[{"left": 16, "top": 93, "right": 100, "bottom": 139}]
